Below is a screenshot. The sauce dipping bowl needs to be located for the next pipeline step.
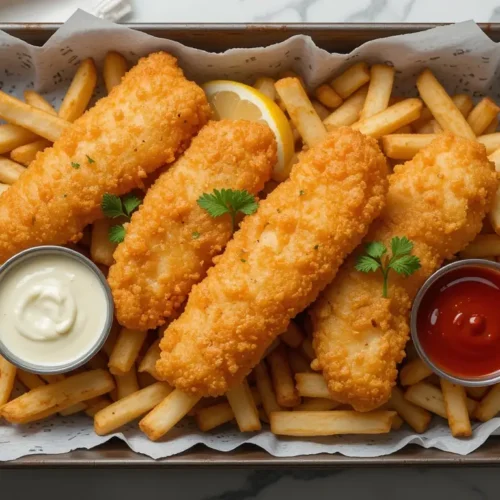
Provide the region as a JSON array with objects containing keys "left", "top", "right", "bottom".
[
  {"left": 411, "top": 258, "right": 500, "bottom": 388},
  {"left": 0, "top": 245, "right": 114, "bottom": 374}
]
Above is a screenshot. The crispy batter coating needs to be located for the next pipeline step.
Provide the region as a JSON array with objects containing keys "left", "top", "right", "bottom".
[
  {"left": 0, "top": 52, "right": 210, "bottom": 264},
  {"left": 157, "top": 127, "right": 388, "bottom": 396},
  {"left": 108, "top": 120, "right": 276, "bottom": 330},
  {"left": 310, "top": 133, "right": 497, "bottom": 412}
]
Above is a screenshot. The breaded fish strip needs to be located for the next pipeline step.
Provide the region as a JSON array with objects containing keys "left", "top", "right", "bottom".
[
  {"left": 108, "top": 120, "right": 276, "bottom": 330},
  {"left": 0, "top": 52, "right": 210, "bottom": 264},
  {"left": 157, "top": 127, "right": 388, "bottom": 396},
  {"left": 310, "top": 133, "right": 497, "bottom": 412}
]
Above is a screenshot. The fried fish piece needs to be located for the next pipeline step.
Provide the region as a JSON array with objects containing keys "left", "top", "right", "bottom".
[
  {"left": 310, "top": 133, "right": 497, "bottom": 412},
  {"left": 108, "top": 120, "right": 276, "bottom": 330},
  {"left": 0, "top": 52, "right": 210, "bottom": 264},
  {"left": 157, "top": 127, "right": 388, "bottom": 396}
]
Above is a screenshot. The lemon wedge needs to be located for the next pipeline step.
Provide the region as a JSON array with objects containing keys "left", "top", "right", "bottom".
[{"left": 203, "top": 80, "right": 295, "bottom": 181}]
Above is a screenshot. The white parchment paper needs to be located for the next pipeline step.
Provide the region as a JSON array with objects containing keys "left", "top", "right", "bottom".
[{"left": 1, "top": 10, "right": 500, "bottom": 461}]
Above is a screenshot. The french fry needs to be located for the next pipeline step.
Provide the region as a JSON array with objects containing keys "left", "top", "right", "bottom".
[
  {"left": 23, "top": 90, "right": 57, "bottom": 115},
  {"left": 59, "top": 401, "right": 88, "bottom": 416},
  {"left": 351, "top": 98, "right": 423, "bottom": 139},
  {"left": 287, "top": 349, "right": 312, "bottom": 374},
  {"left": 0, "top": 91, "right": 69, "bottom": 142},
  {"left": 460, "top": 234, "right": 500, "bottom": 258},
  {"left": 330, "top": 62, "right": 370, "bottom": 99},
  {"left": 467, "top": 97, "right": 500, "bottom": 136},
  {"left": 0, "top": 369, "right": 114, "bottom": 424},
  {"left": 58, "top": 58, "right": 97, "bottom": 122},
  {"left": 487, "top": 148, "right": 500, "bottom": 234},
  {"left": 301, "top": 338, "right": 315, "bottom": 361},
  {"left": 393, "top": 125, "right": 412, "bottom": 134},
  {"left": 391, "top": 414, "right": 404, "bottom": 430},
  {"left": 270, "top": 410, "right": 395, "bottom": 436},
  {"left": 195, "top": 401, "right": 235, "bottom": 432},
  {"left": 311, "top": 100, "right": 331, "bottom": 121},
  {"left": 90, "top": 218, "right": 118, "bottom": 267},
  {"left": 478, "top": 133, "right": 500, "bottom": 155},
  {"left": 275, "top": 77, "right": 326, "bottom": 147},
  {"left": 360, "top": 64, "right": 395, "bottom": 120},
  {"left": 389, "top": 386, "right": 431, "bottom": 433},
  {"left": 104, "top": 52, "right": 128, "bottom": 93},
  {"left": 440, "top": 378, "right": 472, "bottom": 437},
  {"left": 410, "top": 106, "right": 434, "bottom": 131},
  {"left": 404, "top": 382, "right": 477, "bottom": 419},
  {"left": 0, "top": 124, "right": 38, "bottom": 154},
  {"left": 474, "top": 383, "right": 500, "bottom": 421},
  {"left": 140, "top": 388, "right": 200, "bottom": 441},
  {"left": 253, "top": 76, "right": 277, "bottom": 101},
  {"left": 115, "top": 367, "right": 140, "bottom": 400},
  {"left": 415, "top": 119, "right": 442, "bottom": 134},
  {"left": 400, "top": 358, "right": 433, "bottom": 386},
  {"left": 10, "top": 138, "right": 51, "bottom": 166},
  {"left": 294, "top": 398, "right": 339, "bottom": 411},
  {"left": 295, "top": 373, "right": 331, "bottom": 399},
  {"left": 381, "top": 133, "right": 437, "bottom": 160},
  {"left": 108, "top": 328, "right": 148, "bottom": 376},
  {"left": 226, "top": 379, "right": 261, "bottom": 432},
  {"left": 138, "top": 338, "right": 161, "bottom": 380},
  {"left": 17, "top": 370, "right": 46, "bottom": 390},
  {"left": 85, "top": 396, "right": 111, "bottom": 417},
  {"left": 0, "top": 355, "right": 16, "bottom": 405},
  {"left": 485, "top": 116, "right": 499, "bottom": 134},
  {"left": 453, "top": 94, "right": 474, "bottom": 117},
  {"left": 466, "top": 386, "right": 490, "bottom": 400},
  {"left": 323, "top": 86, "right": 367, "bottom": 128},
  {"left": 280, "top": 70, "right": 306, "bottom": 89},
  {"left": 40, "top": 373, "right": 65, "bottom": 384},
  {"left": 416, "top": 69, "right": 475, "bottom": 139},
  {"left": 95, "top": 382, "right": 172, "bottom": 435},
  {"left": 267, "top": 345, "right": 300, "bottom": 408},
  {"left": 254, "top": 361, "right": 281, "bottom": 417},
  {"left": 314, "top": 84, "right": 343, "bottom": 109},
  {"left": 280, "top": 321, "right": 305, "bottom": 349},
  {"left": 0, "top": 157, "right": 25, "bottom": 184}
]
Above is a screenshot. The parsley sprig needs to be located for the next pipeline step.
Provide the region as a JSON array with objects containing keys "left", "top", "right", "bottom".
[
  {"left": 355, "top": 236, "right": 421, "bottom": 298},
  {"left": 101, "top": 193, "right": 142, "bottom": 243},
  {"left": 197, "top": 188, "right": 258, "bottom": 232}
]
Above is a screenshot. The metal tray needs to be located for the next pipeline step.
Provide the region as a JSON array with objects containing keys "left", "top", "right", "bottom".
[{"left": 2, "top": 22, "right": 500, "bottom": 467}]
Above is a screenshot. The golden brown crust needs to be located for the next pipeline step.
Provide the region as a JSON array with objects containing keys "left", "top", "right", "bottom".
[
  {"left": 0, "top": 52, "right": 210, "bottom": 263},
  {"left": 108, "top": 120, "right": 276, "bottom": 330},
  {"left": 157, "top": 127, "right": 389, "bottom": 396},
  {"left": 310, "top": 133, "right": 498, "bottom": 412}
]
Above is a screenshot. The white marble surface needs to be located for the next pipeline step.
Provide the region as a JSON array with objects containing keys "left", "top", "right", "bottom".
[{"left": 1, "top": 1, "right": 500, "bottom": 499}]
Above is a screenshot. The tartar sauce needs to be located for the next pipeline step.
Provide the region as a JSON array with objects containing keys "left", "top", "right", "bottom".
[{"left": 0, "top": 252, "right": 108, "bottom": 369}]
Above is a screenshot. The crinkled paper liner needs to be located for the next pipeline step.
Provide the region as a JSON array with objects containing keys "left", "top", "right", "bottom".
[{"left": 1, "top": 10, "right": 500, "bottom": 461}]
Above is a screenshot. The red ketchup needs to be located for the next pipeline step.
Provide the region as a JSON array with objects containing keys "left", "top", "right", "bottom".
[{"left": 417, "top": 265, "right": 500, "bottom": 378}]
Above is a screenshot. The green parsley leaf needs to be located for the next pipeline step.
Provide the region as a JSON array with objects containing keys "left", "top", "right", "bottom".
[
  {"left": 365, "top": 241, "right": 387, "bottom": 259},
  {"left": 197, "top": 188, "right": 258, "bottom": 232},
  {"left": 314, "top": 244, "right": 319, "bottom": 250},
  {"left": 108, "top": 225, "right": 126, "bottom": 244},
  {"left": 122, "top": 194, "right": 142, "bottom": 217},
  {"left": 86, "top": 155, "right": 95, "bottom": 164},
  {"left": 354, "top": 236, "right": 421, "bottom": 298},
  {"left": 388, "top": 254, "right": 421, "bottom": 276},
  {"left": 241, "top": 258, "right": 247, "bottom": 263},
  {"left": 299, "top": 190, "right": 305, "bottom": 196},
  {"left": 391, "top": 236, "right": 413, "bottom": 258},
  {"left": 192, "top": 231, "right": 200, "bottom": 240},
  {"left": 355, "top": 255, "right": 381, "bottom": 273},
  {"left": 101, "top": 193, "right": 125, "bottom": 218},
  {"left": 71, "top": 162, "right": 80, "bottom": 169}
]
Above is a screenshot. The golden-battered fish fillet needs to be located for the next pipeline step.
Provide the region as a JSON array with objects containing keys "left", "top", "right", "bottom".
[
  {"left": 157, "top": 127, "right": 388, "bottom": 396},
  {"left": 310, "top": 133, "right": 497, "bottom": 412},
  {"left": 108, "top": 120, "right": 276, "bottom": 330},
  {"left": 0, "top": 52, "right": 210, "bottom": 264}
]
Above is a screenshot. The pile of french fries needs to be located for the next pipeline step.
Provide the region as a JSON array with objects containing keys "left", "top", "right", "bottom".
[{"left": 1, "top": 54, "right": 500, "bottom": 443}]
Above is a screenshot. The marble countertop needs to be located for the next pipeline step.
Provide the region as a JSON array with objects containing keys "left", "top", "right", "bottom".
[{"left": 1, "top": 1, "right": 500, "bottom": 499}]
